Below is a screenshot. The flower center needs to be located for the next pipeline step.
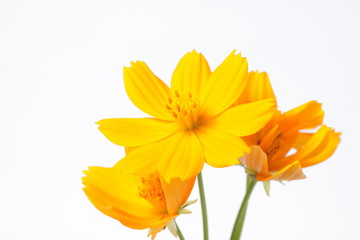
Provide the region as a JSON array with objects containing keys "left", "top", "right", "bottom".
[
  {"left": 138, "top": 173, "right": 167, "bottom": 211},
  {"left": 266, "top": 133, "right": 283, "bottom": 161},
  {"left": 166, "top": 90, "right": 200, "bottom": 131}
]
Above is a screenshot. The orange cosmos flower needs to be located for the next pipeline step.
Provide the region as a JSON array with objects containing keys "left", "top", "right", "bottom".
[
  {"left": 237, "top": 71, "right": 340, "bottom": 182},
  {"left": 82, "top": 167, "right": 196, "bottom": 239},
  {"left": 97, "top": 51, "right": 275, "bottom": 181}
]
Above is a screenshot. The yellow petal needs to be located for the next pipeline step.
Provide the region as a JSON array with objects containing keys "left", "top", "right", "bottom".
[
  {"left": 125, "top": 146, "right": 137, "bottom": 154},
  {"left": 115, "top": 131, "right": 205, "bottom": 182},
  {"left": 258, "top": 160, "right": 306, "bottom": 181},
  {"left": 198, "top": 50, "right": 248, "bottom": 118},
  {"left": 282, "top": 101, "right": 324, "bottom": 130},
  {"left": 82, "top": 167, "right": 162, "bottom": 229},
  {"left": 83, "top": 167, "right": 155, "bottom": 214},
  {"left": 295, "top": 125, "right": 341, "bottom": 168},
  {"left": 234, "top": 71, "right": 277, "bottom": 106},
  {"left": 161, "top": 176, "right": 196, "bottom": 215},
  {"left": 208, "top": 99, "right": 275, "bottom": 137},
  {"left": 84, "top": 187, "right": 161, "bottom": 229},
  {"left": 195, "top": 126, "right": 249, "bottom": 168},
  {"left": 97, "top": 118, "right": 178, "bottom": 147},
  {"left": 171, "top": 50, "right": 211, "bottom": 97},
  {"left": 124, "top": 61, "right": 173, "bottom": 120},
  {"left": 157, "top": 131, "right": 205, "bottom": 182},
  {"left": 239, "top": 145, "right": 270, "bottom": 177}
]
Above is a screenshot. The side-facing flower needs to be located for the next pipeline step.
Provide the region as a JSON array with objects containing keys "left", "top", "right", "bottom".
[
  {"left": 237, "top": 71, "right": 340, "bottom": 182},
  {"left": 82, "top": 167, "right": 196, "bottom": 239},
  {"left": 97, "top": 51, "right": 276, "bottom": 182}
]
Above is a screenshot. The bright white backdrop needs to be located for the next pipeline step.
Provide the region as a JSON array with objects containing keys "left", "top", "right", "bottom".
[{"left": 1, "top": 0, "right": 359, "bottom": 239}]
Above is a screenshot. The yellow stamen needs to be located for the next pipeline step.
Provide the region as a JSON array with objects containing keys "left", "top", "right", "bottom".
[
  {"left": 166, "top": 90, "right": 200, "bottom": 131},
  {"left": 138, "top": 173, "right": 167, "bottom": 211}
]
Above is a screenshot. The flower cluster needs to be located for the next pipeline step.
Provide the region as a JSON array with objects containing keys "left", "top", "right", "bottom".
[{"left": 82, "top": 51, "right": 340, "bottom": 239}]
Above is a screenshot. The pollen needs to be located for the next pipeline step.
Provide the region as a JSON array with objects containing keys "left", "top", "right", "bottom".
[
  {"left": 166, "top": 90, "right": 200, "bottom": 131},
  {"left": 138, "top": 173, "right": 167, "bottom": 211}
]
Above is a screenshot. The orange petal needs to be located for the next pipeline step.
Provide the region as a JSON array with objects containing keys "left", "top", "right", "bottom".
[
  {"left": 171, "top": 50, "right": 211, "bottom": 97},
  {"left": 234, "top": 71, "right": 277, "bottom": 106},
  {"left": 82, "top": 167, "right": 162, "bottom": 229},
  {"left": 282, "top": 101, "right": 324, "bottom": 130},
  {"left": 124, "top": 61, "right": 173, "bottom": 120},
  {"left": 239, "top": 145, "right": 271, "bottom": 178},
  {"left": 84, "top": 187, "right": 161, "bottom": 229},
  {"left": 258, "top": 124, "right": 279, "bottom": 152},
  {"left": 198, "top": 50, "right": 248, "bottom": 118},
  {"left": 195, "top": 126, "right": 249, "bottom": 168},
  {"left": 150, "top": 217, "right": 177, "bottom": 240},
  {"left": 161, "top": 176, "right": 196, "bottom": 215},
  {"left": 97, "top": 118, "right": 178, "bottom": 147},
  {"left": 295, "top": 125, "right": 341, "bottom": 168},
  {"left": 208, "top": 99, "right": 275, "bottom": 137},
  {"left": 293, "top": 132, "right": 313, "bottom": 150},
  {"left": 258, "top": 160, "right": 306, "bottom": 181}
]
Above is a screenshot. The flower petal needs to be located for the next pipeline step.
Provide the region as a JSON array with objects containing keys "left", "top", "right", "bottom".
[
  {"left": 124, "top": 61, "right": 173, "bottom": 120},
  {"left": 161, "top": 176, "right": 196, "bottom": 215},
  {"left": 234, "top": 71, "right": 277, "bottom": 106},
  {"left": 282, "top": 101, "right": 324, "bottom": 130},
  {"left": 258, "top": 124, "right": 279, "bottom": 152},
  {"left": 150, "top": 217, "right": 178, "bottom": 240},
  {"left": 157, "top": 131, "right": 205, "bottom": 182},
  {"left": 97, "top": 118, "right": 178, "bottom": 147},
  {"left": 115, "top": 131, "right": 205, "bottom": 182},
  {"left": 198, "top": 50, "right": 248, "bottom": 118},
  {"left": 195, "top": 126, "right": 249, "bottom": 168},
  {"left": 239, "top": 145, "right": 271, "bottom": 178},
  {"left": 171, "top": 50, "right": 211, "bottom": 97},
  {"left": 293, "top": 132, "right": 313, "bottom": 150},
  {"left": 258, "top": 160, "right": 306, "bottom": 181},
  {"left": 207, "top": 99, "right": 276, "bottom": 137},
  {"left": 295, "top": 125, "right": 341, "bottom": 168},
  {"left": 84, "top": 186, "right": 161, "bottom": 229},
  {"left": 82, "top": 167, "right": 162, "bottom": 229}
]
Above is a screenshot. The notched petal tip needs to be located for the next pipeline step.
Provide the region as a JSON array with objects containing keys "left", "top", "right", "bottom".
[
  {"left": 130, "top": 60, "right": 141, "bottom": 67},
  {"left": 230, "top": 49, "right": 242, "bottom": 57}
]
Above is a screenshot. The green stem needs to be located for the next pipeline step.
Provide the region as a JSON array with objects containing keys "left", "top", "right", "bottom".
[
  {"left": 230, "top": 175, "right": 257, "bottom": 240},
  {"left": 197, "top": 172, "right": 209, "bottom": 240},
  {"left": 175, "top": 221, "right": 185, "bottom": 240}
]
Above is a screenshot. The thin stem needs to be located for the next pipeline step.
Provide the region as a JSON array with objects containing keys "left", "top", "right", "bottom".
[
  {"left": 230, "top": 175, "right": 257, "bottom": 240},
  {"left": 175, "top": 221, "right": 185, "bottom": 240},
  {"left": 197, "top": 172, "right": 209, "bottom": 240}
]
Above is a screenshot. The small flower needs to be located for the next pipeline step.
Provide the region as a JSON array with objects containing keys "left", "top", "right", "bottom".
[
  {"left": 238, "top": 71, "right": 340, "bottom": 182},
  {"left": 97, "top": 51, "right": 275, "bottom": 181},
  {"left": 82, "top": 167, "right": 196, "bottom": 239}
]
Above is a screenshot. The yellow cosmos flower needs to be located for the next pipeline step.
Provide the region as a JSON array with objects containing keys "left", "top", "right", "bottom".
[
  {"left": 97, "top": 51, "right": 275, "bottom": 181},
  {"left": 82, "top": 167, "right": 196, "bottom": 239},
  {"left": 238, "top": 71, "right": 340, "bottom": 181}
]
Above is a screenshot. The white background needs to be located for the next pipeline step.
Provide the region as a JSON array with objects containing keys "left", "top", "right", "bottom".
[{"left": 1, "top": 0, "right": 359, "bottom": 239}]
